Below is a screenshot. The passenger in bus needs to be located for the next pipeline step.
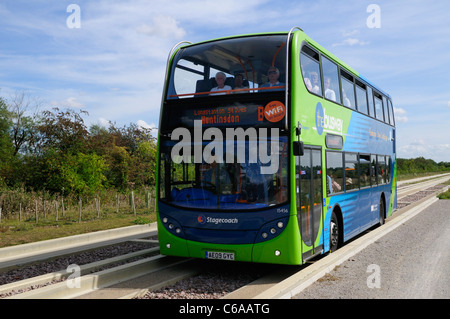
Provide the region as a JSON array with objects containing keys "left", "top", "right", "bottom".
[
  {"left": 233, "top": 74, "right": 249, "bottom": 93},
  {"left": 302, "top": 68, "right": 313, "bottom": 91},
  {"left": 342, "top": 89, "right": 351, "bottom": 107},
  {"left": 324, "top": 76, "right": 336, "bottom": 102},
  {"left": 309, "top": 71, "right": 320, "bottom": 94},
  {"left": 260, "top": 66, "right": 285, "bottom": 91},
  {"left": 327, "top": 171, "right": 341, "bottom": 194},
  {"left": 210, "top": 72, "right": 232, "bottom": 95}
]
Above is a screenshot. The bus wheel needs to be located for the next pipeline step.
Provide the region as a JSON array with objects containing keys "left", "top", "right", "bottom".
[
  {"left": 379, "top": 197, "right": 385, "bottom": 226},
  {"left": 330, "top": 211, "right": 340, "bottom": 252}
]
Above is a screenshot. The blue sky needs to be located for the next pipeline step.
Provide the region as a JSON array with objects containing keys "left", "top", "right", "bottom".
[{"left": 1, "top": 0, "right": 449, "bottom": 162}]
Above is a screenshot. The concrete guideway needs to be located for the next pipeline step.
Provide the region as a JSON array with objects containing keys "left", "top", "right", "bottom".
[
  {"left": 0, "top": 223, "right": 157, "bottom": 271},
  {"left": 396, "top": 172, "right": 450, "bottom": 187},
  {"left": 227, "top": 183, "right": 449, "bottom": 299},
  {"left": 397, "top": 173, "right": 450, "bottom": 199},
  {"left": 6, "top": 254, "right": 194, "bottom": 299}
]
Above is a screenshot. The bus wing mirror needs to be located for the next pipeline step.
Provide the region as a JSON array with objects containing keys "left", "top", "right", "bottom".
[{"left": 293, "top": 141, "right": 304, "bottom": 156}]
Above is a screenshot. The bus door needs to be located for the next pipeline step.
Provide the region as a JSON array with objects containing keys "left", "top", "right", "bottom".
[{"left": 295, "top": 147, "right": 324, "bottom": 261}]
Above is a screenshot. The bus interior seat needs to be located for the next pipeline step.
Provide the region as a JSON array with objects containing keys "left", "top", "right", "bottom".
[
  {"left": 196, "top": 79, "right": 212, "bottom": 93},
  {"left": 225, "top": 77, "right": 235, "bottom": 88}
]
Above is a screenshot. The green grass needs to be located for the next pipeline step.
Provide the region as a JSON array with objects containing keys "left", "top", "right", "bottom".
[
  {"left": 0, "top": 208, "right": 156, "bottom": 249},
  {"left": 437, "top": 189, "right": 450, "bottom": 200}
]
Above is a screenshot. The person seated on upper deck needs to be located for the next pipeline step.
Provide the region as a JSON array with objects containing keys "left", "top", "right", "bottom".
[
  {"left": 309, "top": 71, "right": 321, "bottom": 95},
  {"left": 324, "top": 76, "right": 336, "bottom": 102},
  {"left": 260, "top": 66, "right": 285, "bottom": 92},
  {"left": 232, "top": 74, "right": 249, "bottom": 93},
  {"left": 210, "top": 72, "right": 232, "bottom": 95}
]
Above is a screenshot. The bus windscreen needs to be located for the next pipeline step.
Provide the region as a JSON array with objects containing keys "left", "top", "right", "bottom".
[{"left": 166, "top": 35, "right": 287, "bottom": 99}]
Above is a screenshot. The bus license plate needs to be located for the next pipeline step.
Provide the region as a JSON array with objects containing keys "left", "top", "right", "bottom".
[{"left": 205, "top": 251, "right": 235, "bottom": 261}]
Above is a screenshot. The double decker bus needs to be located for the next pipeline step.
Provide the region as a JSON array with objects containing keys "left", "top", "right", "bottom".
[{"left": 156, "top": 27, "right": 396, "bottom": 265}]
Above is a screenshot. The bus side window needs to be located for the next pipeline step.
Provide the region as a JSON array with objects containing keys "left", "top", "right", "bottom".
[
  {"left": 359, "top": 154, "right": 371, "bottom": 188},
  {"left": 326, "top": 151, "right": 344, "bottom": 195},
  {"left": 374, "top": 92, "right": 384, "bottom": 121},
  {"left": 371, "top": 155, "right": 378, "bottom": 185},
  {"left": 344, "top": 153, "right": 359, "bottom": 191},
  {"left": 340, "top": 70, "right": 355, "bottom": 110},
  {"left": 322, "top": 57, "right": 341, "bottom": 104},
  {"left": 382, "top": 96, "right": 389, "bottom": 124},
  {"left": 300, "top": 46, "right": 322, "bottom": 96},
  {"left": 386, "top": 156, "right": 391, "bottom": 183},
  {"left": 367, "top": 86, "right": 375, "bottom": 118},
  {"left": 377, "top": 155, "right": 387, "bottom": 184},
  {"left": 388, "top": 99, "right": 395, "bottom": 125},
  {"left": 355, "top": 80, "right": 368, "bottom": 115}
]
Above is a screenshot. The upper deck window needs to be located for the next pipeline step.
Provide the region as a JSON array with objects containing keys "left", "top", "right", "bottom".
[
  {"left": 374, "top": 92, "right": 384, "bottom": 121},
  {"left": 388, "top": 99, "right": 395, "bottom": 126},
  {"left": 341, "top": 70, "right": 356, "bottom": 110},
  {"left": 355, "top": 80, "right": 368, "bottom": 115},
  {"left": 322, "top": 57, "right": 341, "bottom": 104},
  {"left": 166, "top": 35, "right": 287, "bottom": 99},
  {"left": 300, "top": 45, "right": 322, "bottom": 96}
]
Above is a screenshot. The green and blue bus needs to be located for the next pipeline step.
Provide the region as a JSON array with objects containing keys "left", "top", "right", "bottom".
[{"left": 156, "top": 27, "right": 397, "bottom": 265}]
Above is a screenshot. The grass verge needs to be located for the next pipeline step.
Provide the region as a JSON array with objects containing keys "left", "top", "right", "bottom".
[{"left": 0, "top": 210, "right": 155, "bottom": 249}]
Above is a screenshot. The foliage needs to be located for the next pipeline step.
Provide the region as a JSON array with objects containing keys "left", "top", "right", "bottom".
[
  {"left": 397, "top": 157, "right": 450, "bottom": 175},
  {"left": 0, "top": 93, "right": 157, "bottom": 197},
  {"left": 437, "top": 189, "right": 450, "bottom": 200},
  {"left": 0, "top": 97, "right": 14, "bottom": 186}
]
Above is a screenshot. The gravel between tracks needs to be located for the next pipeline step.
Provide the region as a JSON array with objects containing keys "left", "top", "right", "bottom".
[
  {"left": 0, "top": 241, "right": 157, "bottom": 298},
  {"left": 138, "top": 268, "right": 264, "bottom": 299}
]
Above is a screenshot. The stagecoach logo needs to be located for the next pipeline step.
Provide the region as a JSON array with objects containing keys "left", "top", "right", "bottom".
[
  {"left": 198, "top": 214, "right": 207, "bottom": 224},
  {"left": 315, "top": 102, "right": 344, "bottom": 136},
  {"left": 198, "top": 215, "right": 239, "bottom": 225}
]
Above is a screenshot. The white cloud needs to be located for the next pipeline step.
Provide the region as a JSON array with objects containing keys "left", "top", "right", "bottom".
[
  {"left": 136, "top": 16, "right": 186, "bottom": 39},
  {"left": 398, "top": 140, "right": 450, "bottom": 162},
  {"left": 394, "top": 107, "right": 408, "bottom": 123},
  {"left": 136, "top": 120, "right": 155, "bottom": 130},
  {"left": 342, "top": 29, "right": 360, "bottom": 37},
  {"left": 98, "top": 117, "right": 111, "bottom": 128},
  {"left": 447, "top": 101, "right": 450, "bottom": 108},
  {"left": 51, "top": 96, "right": 84, "bottom": 109},
  {"left": 332, "top": 38, "right": 370, "bottom": 47},
  {"left": 137, "top": 120, "right": 158, "bottom": 138}
]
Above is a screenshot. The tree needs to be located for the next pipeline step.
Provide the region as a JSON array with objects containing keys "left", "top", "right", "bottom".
[
  {"left": 32, "top": 108, "right": 89, "bottom": 155},
  {"left": 7, "top": 90, "right": 40, "bottom": 156},
  {"left": 0, "top": 97, "right": 14, "bottom": 186}
]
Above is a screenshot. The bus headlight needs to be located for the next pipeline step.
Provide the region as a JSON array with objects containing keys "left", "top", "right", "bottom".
[
  {"left": 255, "top": 217, "right": 289, "bottom": 243},
  {"left": 160, "top": 215, "right": 185, "bottom": 238}
]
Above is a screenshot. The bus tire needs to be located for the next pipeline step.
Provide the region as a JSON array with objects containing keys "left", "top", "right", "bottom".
[
  {"left": 330, "top": 211, "right": 340, "bottom": 253},
  {"left": 378, "top": 196, "right": 386, "bottom": 226}
]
